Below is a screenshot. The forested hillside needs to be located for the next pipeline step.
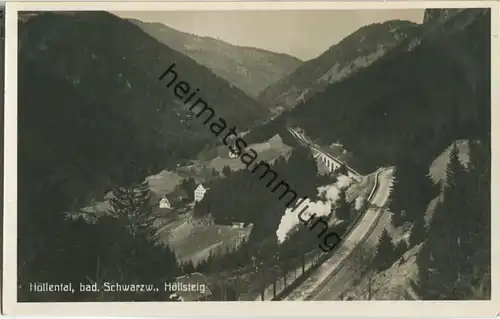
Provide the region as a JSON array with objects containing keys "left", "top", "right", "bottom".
[
  {"left": 19, "top": 11, "right": 269, "bottom": 131},
  {"left": 288, "top": 9, "right": 490, "bottom": 173}
]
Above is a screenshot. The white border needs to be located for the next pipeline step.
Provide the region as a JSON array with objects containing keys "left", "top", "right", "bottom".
[{"left": 3, "top": 1, "right": 500, "bottom": 317}]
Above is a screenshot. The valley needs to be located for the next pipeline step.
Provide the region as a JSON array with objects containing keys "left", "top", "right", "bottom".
[{"left": 16, "top": 7, "right": 491, "bottom": 303}]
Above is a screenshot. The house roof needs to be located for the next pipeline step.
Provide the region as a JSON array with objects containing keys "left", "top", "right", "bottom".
[
  {"left": 159, "top": 197, "right": 171, "bottom": 203},
  {"left": 173, "top": 272, "right": 212, "bottom": 301}
]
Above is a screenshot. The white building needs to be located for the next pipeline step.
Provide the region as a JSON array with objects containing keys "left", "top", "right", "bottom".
[
  {"left": 159, "top": 196, "right": 172, "bottom": 209},
  {"left": 194, "top": 184, "right": 209, "bottom": 203}
]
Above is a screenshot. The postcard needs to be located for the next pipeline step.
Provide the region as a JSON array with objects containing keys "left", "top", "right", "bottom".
[{"left": 2, "top": 1, "right": 499, "bottom": 317}]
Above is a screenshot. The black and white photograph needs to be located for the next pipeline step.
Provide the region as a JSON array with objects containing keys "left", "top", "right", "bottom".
[{"left": 2, "top": 1, "right": 498, "bottom": 317}]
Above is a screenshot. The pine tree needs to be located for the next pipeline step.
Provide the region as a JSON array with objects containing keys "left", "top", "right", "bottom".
[
  {"left": 107, "top": 180, "right": 160, "bottom": 285},
  {"left": 389, "top": 165, "right": 410, "bottom": 226},
  {"left": 389, "top": 155, "right": 437, "bottom": 226},
  {"left": 211, "top": 168, "right": 219, "bottom": 178},
  {"left": 374, "top": 229, "right": 396, "bottom": 271},
  {"left": 285, "top": 146, "right": 318, "bottom": 199},
  {"left": 395, "top": 240, "right": 409, "bottom": 259},
  {"left": 390, "top": 209, "right": 405, "bottom": 227},
  {"left": 458, "top": 141, "right": 490, "bottom": 291},
  {"left": 180, "top": 177, "right": 197, "bottom": 201},
  {"left": 181, "top": 260, "right": 196, "bottom": 274},
  {"left": 335, "top": 163, "right": 349, "bottom": 176},
  {"left": 108, "top": 180, "right": 157, "bottom": 239},
  {"left": 334, "top": 188, "right": 351, "bottom": 221},
  {"left": 417, "top": 143, "right": 472, "bottom": 299},
  {"left": 222, "top": 165, "right": 232, "bottom": 178},
  {"left": 409, "top": 212, "right": 427, "bottom": 247},
  {"left": 406, "top": 162, "right": 436, "bottom": 223},
  {"left": 464, "top": 141, "right": 490, "bottom": 251},
  {"left": 417, "top": 201, "right": 459, "bottom": 299}
]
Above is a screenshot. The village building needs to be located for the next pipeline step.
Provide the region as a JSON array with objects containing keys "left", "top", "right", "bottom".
[
  {"left": 194, "top": 184, "right": 209, "bottom": 202},
  {"left": 158, "top": 196, "right": 172, "bottom": 209},
  {"left": 156, "top": 188, "right": 189, "bottom": 214}
]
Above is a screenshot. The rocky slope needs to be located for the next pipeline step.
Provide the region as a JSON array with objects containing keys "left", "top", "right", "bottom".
[
  {"left": 131, "top": 19, "right": 302, "bottom": 99},
  {"left": 258, "top": 20, "right": 419, "bottom": 109}
]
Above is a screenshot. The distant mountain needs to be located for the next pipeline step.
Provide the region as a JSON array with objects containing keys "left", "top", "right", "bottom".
[
  {"left": 258, "top": 20, "right": 419, "bottom": 109},
  {"left": 131, "top": 19, "right": 302, "bottom": 99},
  {"left": 18, "top": 11, "right": 270, "bottom": 208}
]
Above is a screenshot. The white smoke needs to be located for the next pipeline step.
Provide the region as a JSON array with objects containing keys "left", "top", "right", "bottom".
[
  {"left": 336, "top": 175, "right": 353, "bottom": 189},
  {"left": 355, "top": 196, "right": 365, "bottom": 210},
  {"left": 276, "top": 175, "right": 355, "bottom": 243}
]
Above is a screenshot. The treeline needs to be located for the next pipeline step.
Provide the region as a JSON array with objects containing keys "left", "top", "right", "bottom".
[{"left": 417, "top": 141, "right": 490, "bottom": 299}]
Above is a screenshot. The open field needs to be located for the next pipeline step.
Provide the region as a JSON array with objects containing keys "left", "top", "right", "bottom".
[{"left": 156, "top": 213, "right": 253, "bottom": 265}]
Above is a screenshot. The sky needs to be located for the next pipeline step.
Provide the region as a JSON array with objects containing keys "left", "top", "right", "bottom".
[{"left": 113, "top": 9, "right": 424, "bottom": 61}]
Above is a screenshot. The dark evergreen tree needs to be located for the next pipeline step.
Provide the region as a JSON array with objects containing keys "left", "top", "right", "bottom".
[
  {"left": 335, "top": 163, "right": 349, "bottom": 176},
  {"left": 180, "top": 177, "right": 197, "bottom": 201},
  {"left": 409, "top": 212, "right": 427, "bottom": 248},
  {"left": 181, "top": 260, "right": 196, "bottom": 274},
  {"left": 211, "top": 168, "right": 220, "bottom": 178},
  {"left": 463, "top": 140, "right": 490, "bottom": 273},
  {"left": 284, "top": 146, "right": 319, "bottom": 199},
  {"left": 417, "top": 142, "right": 490, "bottom": 300},
  {"left": 335, "top": 188, "right": 351, "bottom": 221},
  {"left": 394, "top": 240, "right": 408, "bottom": 259},
  {"left": 374, "top": 229, "right": 396, "bottom": 271},
  {"left": 108, "top": 180, "right": 157, "bottom": 239},
  {"left": 389, "top": 154, "right": 437, "bottom": 226},
  {"left": 389, "top": 166, "right": 406, "bottom": 226},
  {"left": 222, "top": 165, "right": 232, "bottom": 178}
]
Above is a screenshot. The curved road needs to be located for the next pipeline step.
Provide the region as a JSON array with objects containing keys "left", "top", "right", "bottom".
[
  {"left": 310, "top": 168, "right": 393, "bottom": 300},
  {"left": 281, "top": 128, "right": 394, "bottom": 301}
]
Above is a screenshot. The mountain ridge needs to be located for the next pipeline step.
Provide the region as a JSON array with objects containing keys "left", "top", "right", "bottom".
[
  {"left": 288, "top": 8, "right": 490, "bottom": 172},
  {"left": 258, "top": 19, "right": 419, "bottom": 109},
  {"left": 131, "top": 18, "right": 302, "bottom": 99}
]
